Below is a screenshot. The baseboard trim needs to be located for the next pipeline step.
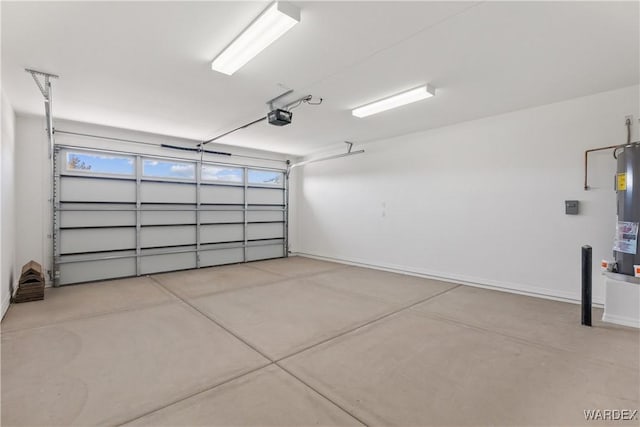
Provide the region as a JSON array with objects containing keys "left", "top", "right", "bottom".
[
  {"left": 602, "top": 313, "right": 640, "bottom": 329},
  {"left": 291, "top": 251, "right": 604, "bottom": 308}
]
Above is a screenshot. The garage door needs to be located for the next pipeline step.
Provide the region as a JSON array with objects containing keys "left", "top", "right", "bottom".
[{"left": 53, "top": 146, "right": 287, "bottom": 285}]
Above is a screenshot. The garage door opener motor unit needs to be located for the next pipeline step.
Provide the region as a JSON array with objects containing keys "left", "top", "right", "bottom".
[{"left": 268, "top": 109, "right": 292, "bottom": 126}]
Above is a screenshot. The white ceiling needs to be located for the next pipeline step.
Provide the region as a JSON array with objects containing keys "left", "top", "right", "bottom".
[{"left": 2, "top": 1, "right": 638, "bottom": 156}]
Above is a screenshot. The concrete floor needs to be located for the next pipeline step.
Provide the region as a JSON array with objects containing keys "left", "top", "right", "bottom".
[{"left": 1, "top": 257, "right": 638, "bottom": 426}]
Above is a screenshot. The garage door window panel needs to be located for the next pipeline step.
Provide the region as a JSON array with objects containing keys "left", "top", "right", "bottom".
[
  {"left": 248, "top": 169, "right": 284, "bottom": 187},
  {"left": 202, "top": 164, "right": 244, "bottom": 184},
  {"left": 142, "top": 159, "right": 195, "bottom": 180},
  {"left": 65, "top": 151, "right": 135, "bottom": 176}
]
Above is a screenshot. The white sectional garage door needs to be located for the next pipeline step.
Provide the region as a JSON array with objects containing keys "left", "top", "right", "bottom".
[{"left": 54, "top": 146, "right": 287, "bottom": 285}]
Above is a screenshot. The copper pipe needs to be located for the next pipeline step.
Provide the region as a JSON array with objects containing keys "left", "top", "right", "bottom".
[
  {"left": 584, "top": 119, "right": 638, "bottom": 190},
  {"left": 584, "top": 144, "right": 624, "bottom": 190}
]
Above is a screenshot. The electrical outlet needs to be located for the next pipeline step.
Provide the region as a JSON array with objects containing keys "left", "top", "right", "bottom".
[{"left": 625, "top": 115, "right": 633, "bottom": 123}]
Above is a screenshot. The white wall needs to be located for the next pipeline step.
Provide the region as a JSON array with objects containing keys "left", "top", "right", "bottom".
[
  {"left": 291, "top": 85, "right": 640, "bottom": 304},
  {"left": 14, "top": 114, "right": 48, "bottom": 288},
  {"left": 14, "top": 115, "right": 294, "bottom": 285},
  {"left": 1, "top": 90, "right": 17, "bottom": 318}
]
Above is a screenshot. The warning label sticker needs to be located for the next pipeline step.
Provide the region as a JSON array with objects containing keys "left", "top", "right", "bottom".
[
  {"left": 617, "top": 173, "right": 627, "bottom": 191},
  {"left": 613, "top": 221, "right": 639, "bottom": 255}
]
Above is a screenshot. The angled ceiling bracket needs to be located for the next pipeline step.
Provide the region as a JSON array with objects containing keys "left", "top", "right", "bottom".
[
  {"left": 345, "top": 141, "right": 354, "bottom": 153},
  {"left": 25, "top": 68, "right": 58, "bottom": 149},
  {"left": 25, "top": 68, "right": 59, "bottom": 100}
]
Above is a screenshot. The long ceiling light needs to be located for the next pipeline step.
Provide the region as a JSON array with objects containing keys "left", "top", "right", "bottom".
[
  {"left": 352, "top": 84, "right": 436, "bottom": 118},
  {"left": 211, "top": 2, "right": 300, "bottom": 75}
]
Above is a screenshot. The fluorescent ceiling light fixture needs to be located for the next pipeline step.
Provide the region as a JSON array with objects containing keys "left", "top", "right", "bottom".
[
  {"left": 211, "top": 2, "right": 300, "bottom": 75},
  {"left": 352, "top": 84, "right": 436, "bottom": 118}
]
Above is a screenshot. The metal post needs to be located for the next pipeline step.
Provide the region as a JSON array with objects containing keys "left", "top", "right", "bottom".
[
  {"left": 243, "top": 168, "right": 248, "bottom": 262},
  {"left": 195, "top": 159, "right": 202, "bottom": 269},
  {"left": 135, "top": 156, "right": 142, "bottom": 276},
  {"left": 581, "top": 245, "right": 592, "bottom": 326},
  {"left": 284, "top": 163, "right": 289, "bottom": 257},
  {"left": 46, "top": 78, "right": 58, "bottom": 286},
  {"left": 51, "top": 146, "right": 60, "bottom": 287}
]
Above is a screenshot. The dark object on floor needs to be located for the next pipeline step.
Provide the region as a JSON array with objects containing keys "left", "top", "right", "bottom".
[{"left": 13, "top": 261, "right": 45, "bottom": 303}]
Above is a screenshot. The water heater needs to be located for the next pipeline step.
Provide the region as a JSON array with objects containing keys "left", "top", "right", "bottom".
[{"left": 613, "top": 142, "right": 640, "bottom": 276}]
